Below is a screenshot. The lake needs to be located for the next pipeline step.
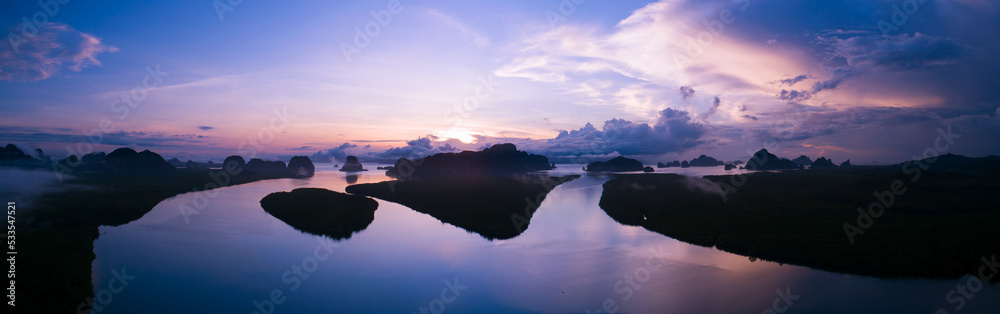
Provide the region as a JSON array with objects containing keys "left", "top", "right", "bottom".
[{"left": 91, "top": 164, "right": 1000, "bottom": 313}]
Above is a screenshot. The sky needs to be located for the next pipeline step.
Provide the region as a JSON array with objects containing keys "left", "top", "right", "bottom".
[{"left": 1, "top": 0, "right": 999, "bottom": 164}]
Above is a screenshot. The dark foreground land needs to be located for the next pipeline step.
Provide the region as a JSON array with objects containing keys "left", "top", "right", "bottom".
[
  {"left": 18, "top": 167, "right": 309, "bottom": 313},
  {"left": 260, "top": 188, "right": 379, "bottom": 240},
  {"left": 347, "top": 175, "right": 579, "bottom": 240},
  {"left": 599, "top": 154, "right": 1000, "bottom": 280}
]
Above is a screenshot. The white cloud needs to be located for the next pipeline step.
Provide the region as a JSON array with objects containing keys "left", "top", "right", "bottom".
[
  {"left": 0, "top": 23, "right": 117, "bottom": 82},
  {"left": 494, "top": 0, "right": 812, "bottom": 123}
]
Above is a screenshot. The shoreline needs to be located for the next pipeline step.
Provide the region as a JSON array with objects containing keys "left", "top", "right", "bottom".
[
  {"left": 598, "top": 163, "right": 999, "bottom": 281},
  {"left": 18, "top": 168, "right": 307, "bottom": 313}
]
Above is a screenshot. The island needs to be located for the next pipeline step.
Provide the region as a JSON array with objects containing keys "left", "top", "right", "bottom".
[
  {"left": 347, "top": 175, "right": 577, "bottom": 240},
  {"left": 743, "top": 148, "right": 799, "bottom": 170},
  {"left": 349, "top": 143, "right": 576, "bottom": 239},
  {"left": 584, "top": 156, "right": 645, "bottom": 172},
  {"left": 260, "top": 188, "right": 379, "bottom": 239},
  {"left": 792, "top": 155, "right": 813, "bottom": 167},
  {"left": 689, "top": 155, "right": 724, "bottom": 167},
  {"left": 810, "top": 157, "right": 837, "bottom": 169},
  {"left": 385, "top": 143, "right": 552, "bottom": 178},
  {"left": 340, "top": 155, "right": 367, "bottom": 172},
  {"left": 598, "top": 153, "right": 1000, "bottom": 281}
]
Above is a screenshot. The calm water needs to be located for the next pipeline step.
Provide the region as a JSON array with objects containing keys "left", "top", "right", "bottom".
[{"left": 91, "top": 165, "right": 1000, "bottom": 313}]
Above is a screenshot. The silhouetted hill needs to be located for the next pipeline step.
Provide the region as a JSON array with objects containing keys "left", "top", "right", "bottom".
[
  {"left": 657, "top": 160, "right": 682, "bottom": 168},
  {"left": 246, "top": 158, "right": 287, "bottom": 173},
  {"left": 260, "top": 188, "right": 378, "bottom": 240},
  {"left": 385, "top": 143, "right": 552, "bottom": 178},
  {"left": 585, "top": 156, "right": 644, "bottom": 172},
  {"left": 793, "top": 155, "right": 813, "bottom": 167},
  {"left": 744, "top": 149, "right": 798, "bottom": 170},
  {"left": 104, "top": 148, "right": 175, "bottom": 173},
  {"left": 166, "top": 158, "right": 184, "bottom": 167},
  {"left": 690, "top": 155, "right": 724, "bottom": 167},
  {"left": 840, "top": 159, "right": 852, "bottom": 167},
  {"left": 0, "top": 143, "right": 41, "bottom": 167},
  {"left": 288, "top": 156, "right": 315, "bottom": 177},
  {"left": 223, "top": 155, "right": 246, "bottom": 172},
  {"left": 810, "top": 157, "right": 837, "bottom": 169},
  {"left": 340, "top": 155, "right": 366, "bottom": 171}
]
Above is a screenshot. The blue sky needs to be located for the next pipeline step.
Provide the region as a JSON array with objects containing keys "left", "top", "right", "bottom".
[{"left": 1, "top": 0, "right": 999, "bottom": 164}]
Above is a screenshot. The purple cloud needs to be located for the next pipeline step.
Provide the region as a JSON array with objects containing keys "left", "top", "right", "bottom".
[{"left": 0, "top": 22, "right": 117, "bottom": 82}]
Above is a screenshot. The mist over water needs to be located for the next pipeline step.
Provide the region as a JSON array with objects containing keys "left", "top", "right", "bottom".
[{"left": 0, "top": 167, "right": 66, "bottom": 209}]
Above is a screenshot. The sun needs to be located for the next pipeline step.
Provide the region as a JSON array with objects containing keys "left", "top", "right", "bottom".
[{"left": 433, "top": 129, "right": 481, "bottom": 144}]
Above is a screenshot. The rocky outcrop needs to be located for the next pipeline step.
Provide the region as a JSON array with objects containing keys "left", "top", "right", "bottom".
[
  {"left": 103, "top": 148, "right": 175, "bottom": 173},
  {"left": 585, "top": 156, "right": 645, "bottom": 172},
  {"left": 744, "top": 149, "right": 798, "bottom": 170},
  {"left": 810, "top": 157, "right": 837, "bottom": 169},
  {"left": 223, "top": 155, "right": 247, "bottom": 173},
  {"left": 689, "top": 155, "right": 723, "bottom": 167},
  {"left": 840, "top": 159, "right": 852, "bottom": 167},
  {"left": 166, "top": 158, "right": 185, "bottom": 167},
  {"left": 246, "top": 158, "right": 288, "bottom": 173},
  {"left": 0, "top": 144, "right": 39, "bottom": 166},
  {"left": 340, "top": 156, "right": 366, "bottom": 172},
  {"left": 385, "top": 143, "right": 553, "bottom": 178},
  {"left": 287, "top": 156, "right": 315, "bottom": 177},
  {"left": 793, "top": 155, "right": 813, "bottom": 167}
]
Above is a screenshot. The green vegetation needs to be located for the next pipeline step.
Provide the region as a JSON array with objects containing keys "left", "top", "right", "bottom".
[
  {"left": 260, "top": 188, "right": 379, "bottom": 240},
  {"left": 599, "top": 156, "right": 1000, "bottom": 280},
  {"left": 346, "top": 175, "right": 579, "bottom": 240}
]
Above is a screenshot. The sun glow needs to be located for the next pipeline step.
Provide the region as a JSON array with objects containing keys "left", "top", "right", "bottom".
[{"left": 433, "top": 129, "right": 481, "bottom": 144}]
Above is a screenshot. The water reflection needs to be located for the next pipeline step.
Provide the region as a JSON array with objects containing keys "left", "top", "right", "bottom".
[
  {"left": 89, "top": 164, "right": 1000, "bottom": 313},
  {"left": 345, "top": 174, "right": 358, "bottom": 184},
  {"left": 345, "top": 175, "right": 579, "bottom": 240}
]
